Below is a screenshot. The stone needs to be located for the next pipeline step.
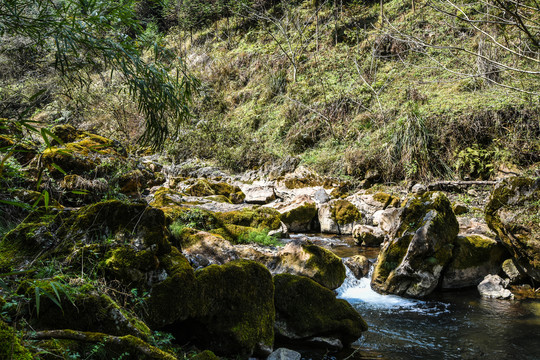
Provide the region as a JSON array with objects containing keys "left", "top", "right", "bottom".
[
  {"left": 273, "top": 274, "right": 367, "bottom": 350},
  {"left": 344, "top": 255, "right": 372, "bottom": 279},
  {"left": 278, "top": 196, "right": 319, "bottom": 232},
  {"left": 243, "top": 185, "right": 276, "bottom": 204},
  {"left": 411, "top": 183, "right": 427, "bottom": 194},
  {"left": 313, "top": 188, "right": 331, "bottom": 204},
  {"left": 352, "top": 225, "right": 385, "bottom": 247},
  {"left": 318, "top": 199, "right": 362, "bottom": 235},
  {"left": 441, "top": 235, "right": 507, "bottom": 289},
  {"left": 485, "top": 177, "right": 540, "bottom": 282},
  {"left": 477, "top": 274, "right": 514, "bottom": 299},
  {"left": 378, "top": 207, "right": 400, "bottom": 233},
  {"left": 183, "top": 260, "right": 275, "bottom": 357},
  {"left": 502, "top": 258, "right": 526, "bottom": 284},
  {"left": 267, "top": 348, "right": 301, "bottom": 360},
  {"left": 371, "top": 192, "right": 459, "bottom": 297}
]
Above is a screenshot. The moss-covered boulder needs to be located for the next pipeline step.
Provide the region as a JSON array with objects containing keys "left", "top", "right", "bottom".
[
  {"left": 0, "top": 211, "right": 60, "bottom": 271},
  {"left": 209, "top": 207, "right": 282, "bottom": 242},
  {"left": 344, "top": 255, "right": 372, "bottom": 279},
  {"left": 278, "top": 197, "right": 319, "bottom": 232},
  {"left": 56, "top": 200, "right": 171, "bottom": 255},
  {"left": 144, "top": 247, "right": 198, "bottom": 328},
  {"left": 186, "top": 179, "right": 245, "bottom": 204},
  {"left": 273, "top": 274, "right": 367, "bottom": 349},
  {"left": 352, "top": 224, "right": 385, "bottom": 247},
  {"left": 272, "top": 242, "right": 346, "bottom": 290},
  {"left": 0, "top": 320, "right": 33, "bottom": 360},
  {"left": 19, "top": 281, "right": 150, "bottom": 340},
  {"left": 40, "top": 127, "right": 125, "bottom": 179},
  {"left": 118, "top": 169, "right": 165, "bottom": 194},
  {"left": 485, "top": 177, "right": 540, "bottom": 282},
  {"left": 0, "top": 134, "right": 37, "bottom": 164},
  {"left": 318, "top": 199, "right": 362, "bottom": 235},
  {"left": 441, "top": 235, "right": 507, "bottom": 289},
  {"left": 59, "top": 174, "right": 109, "bottom": 205},
  {"left": 181, "top": 260, "right": 274, "bottom": 358},
  {"left": 371, "top": 192, "right": 459, "bottom": 297},
  {"left": 102, "top": 246, "right": 161, "bottom": 288}
]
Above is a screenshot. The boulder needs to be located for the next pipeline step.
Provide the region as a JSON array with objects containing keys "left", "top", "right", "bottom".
[
  {"left": 273, "top": 274, "right": 367, "bottom": 350},
  {"left": 313, "top": 188, "right": 331, "bottom": 204},
  {"left": 371, "top": 192, "right": 459, "bottom": 297},
  {"left": 144, "top": 247, "right": 198, "bottom": 328},
  {"left": 183, "top": 260, "right": 275, "bottom": 357},
  {"left": 278, "top": 196, "right": 319, "bottom": 232},
  {"left": 347, "top": 192, "right": 399, "bottom": 225},
  {"left": 485, "top": 177, "right": 540, "bottom": 282},
  {"left": 502, "top": 258, "right": 526, "bottom": 284},
  {"left": 0, "top": 320, "right": 32, "bottom": 360},
  {"left": 243, "top": 185, "right": 276, "bottom": 204},
  {"left": 271, "top": 242, "right": 346, "bottom": 290},
  {"left": 441, "top": 235, "right": 507, "bottom": 289},
  {"left": 19, "top": 281, "right": 150, "bottom": 340},
  {"left": 352, "top": 225, "right": 385, "bottom": 247},
  {"left": 268, "top": 348, "right": 301, "bottom": 360},
  {"left": 344, "top": 255, "right": 372, "bottom": 279},
  {"left": 377, "top": 207, "right": 400, "bottom": 234},
  {"left": 318, "top": 199, "right": 362, "bottom": 235},
  {"left": 477, "top": 274, "right": 514, "bottom": 299},
  {"left": 186, "top": 179, "right": 246, "bottom": 204}
]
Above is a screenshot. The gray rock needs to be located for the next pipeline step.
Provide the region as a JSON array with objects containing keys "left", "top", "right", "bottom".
[
  {"left": 313, "top": 188, "right": 331, "bottom": 204},
  {"left": 411, "top": 183, "right": 427, "bottom": 194},
  {"left": 352, "top": 225, "right": 385, "bottom": 247},
  {"left": 441, "top": 235, "right": 507, "bottom": 289},
  {"left": 478, "top": 274, "right": 514, "bottom": 299},
  {"left": 344, "top": 255, "right": 372, "bottom": 279},
  {"left": 371, "top": 192, "right": 458, "bottom": 297},
  {"left": 243, "top": 186, "right": 277, "bottom": 204},
  {"left": 267, "top": 348, "right": 301, "bottom": 360}
]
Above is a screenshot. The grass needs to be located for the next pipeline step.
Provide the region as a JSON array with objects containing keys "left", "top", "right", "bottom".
[{"left": 237, "top": 228, "right": 283, "bottom": 247}]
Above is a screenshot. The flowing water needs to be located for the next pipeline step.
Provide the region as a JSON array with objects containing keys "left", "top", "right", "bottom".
[{"left": 290, "top": 234, "right": 540, "bottom": 360}]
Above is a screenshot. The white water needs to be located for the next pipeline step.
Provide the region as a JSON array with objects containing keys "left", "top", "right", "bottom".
[{"left": 336, "top": 264, "right": 450, "bottom": 315}]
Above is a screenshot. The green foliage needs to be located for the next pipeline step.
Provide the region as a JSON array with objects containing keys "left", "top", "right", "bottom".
[
  {"left": 236, "top": 228, "right": 282, "bottom": 247},
  {"left": 455, "top": 145, "right": 494, "bottom": 180},
  {"left": 0, "top": 0, "right": 198, "bottom": 148},
  {"left": 170, "top": 208, "right": 217, "bottom": 232}
]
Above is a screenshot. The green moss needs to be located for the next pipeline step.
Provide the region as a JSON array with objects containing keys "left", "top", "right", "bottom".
[
  {"left": 273, "top": 273, "right": 367, "bottom": 345},
  {"left": 206, "top": 195, "right": 232, "bottom": 203},
  {"left": 210, "top": 224, "right": 256, "bottom": 243},
  {"left": 102, "top": 246, "right": 159, "bottom": 287},
  {"left": 0, "top": 212, "right": 58, "bottom": 271},
  {"left": 280, "top": 202, "right": 318, "bottom": 226},
  {"left": 145, "top": 247, "right": 198, "bottom": 328},
  {"left": 215, "top": 207, "right": 281, "bottom": 230},
  {"left": 330, "top": 200, "right": 362, "bottom": 225},
  {"left": 19, "top": 281, "right": 151, "bottom": 340},
  {"left": 191, "top": 260, "right": 274, "bottom": 357},
  {"left": 450, "top": 235, "right": 506, "bottom": 270},
  {"left": 186, "top": 179, "right": 246, "bottom": 204},
  {"left": 191, "top": 350, "right": 220, "bottom": 360},
  {"left": 302, "top": 244, "right": 346, "bottom": 289},
  {"left": 373, "top": 192, "right": 400, "bottom": 208},
  {"left": 0, "top": 320, "right": 33, "bottom": 360}
]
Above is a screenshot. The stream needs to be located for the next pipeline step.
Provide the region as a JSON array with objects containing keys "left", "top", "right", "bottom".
[{"left": 289, "top": 234, "right": 540, "bottom": 360}]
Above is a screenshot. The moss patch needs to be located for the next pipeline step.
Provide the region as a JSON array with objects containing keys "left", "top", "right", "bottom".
[
  {"left": 0, "top": 320, "right": 33, "bottom": 360},
  {"left": 330, "top": 200, "right": 362, "bottom": 225},
  {"left": 186, "top": 179, "right": 245, "bottom": 204}
]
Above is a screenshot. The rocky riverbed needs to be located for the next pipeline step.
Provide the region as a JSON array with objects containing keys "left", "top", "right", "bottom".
[{"left": 0, "top": 124, "right": 538, "bottom": 359}]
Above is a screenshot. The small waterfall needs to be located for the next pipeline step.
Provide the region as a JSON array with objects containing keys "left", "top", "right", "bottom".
[{"left": 337, "top": 264, "right": 420, "bottom": 309}]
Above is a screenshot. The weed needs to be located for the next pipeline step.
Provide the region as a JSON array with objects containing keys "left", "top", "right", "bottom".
[{"left": 237, "top": 228, "right": 282, "bottom": 247}]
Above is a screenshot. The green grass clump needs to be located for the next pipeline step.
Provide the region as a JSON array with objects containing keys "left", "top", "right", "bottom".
[{"left": 236, "top": 229, "right": 282, "bottom": 247}]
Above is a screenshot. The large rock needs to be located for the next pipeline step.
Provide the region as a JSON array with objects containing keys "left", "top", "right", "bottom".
[
  {"left": 273, "top": 274, "right": 367, "bottom": 350},
  {"left": 278, "top": 196, "right": 319, "bottom": 232},
  {"left": 352, "top": 225, "right": 385, "bottom": 247},
  {"left": 477, "top": 274, "right": 514, "bottom": 299},
  {"left": 344, "top": 255, "right": 372, "bottom": 279},
  {"left": 18, "top": 281, "right": 150, "bottom": 340},
  {"left": 318, "top": 199, "right": 362, "bottom": 235},
  {"left": 441, "top": 235, "right": 507, "bottom": 289},
  {"left": 243, "top": 185, "right": 276, "bottom": 204},
  {"left": 183, "top": 260, "right": 275, "bottom": 357},
  {"left": 502, "top": 258, "right": 526, "bottom": 284},
  {"left": 371, "top": 192, "right": 459, "bottom": 297},
  {"left": 186, "top": 179, "right": 246, "bottom": 204},
  {"left": 485, "top": 177, "right": 540, "bottom": 282},
  {"left": 267, "top": 348, "right": 301, "bottom": 360},
  {"left": 270, "top": 242, "right": 346, "bottom": 290}
]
